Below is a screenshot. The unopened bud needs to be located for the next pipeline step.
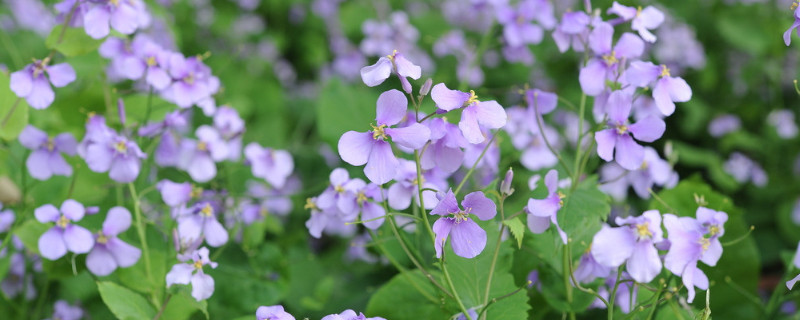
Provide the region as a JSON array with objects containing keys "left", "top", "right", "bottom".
[
  {"left": 399, "top": 75, "right": 412, "bottom": 94},
  {"left": 419, "top": 78, "right": 433, "bottom": 96},
  {"left": 86, "top": 206, "right": 100, "bottom": 215},
  {"left": 500, "top": 167, "right": 514, "bottom": 196},
  {"left": 0, "top": 176, "right": 20, "bottom": 204},
  {"left": 117, "top": 98, "right": 126, "bottom": 127}
]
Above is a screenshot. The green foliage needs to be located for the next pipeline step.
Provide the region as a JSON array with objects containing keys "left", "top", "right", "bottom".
[
  {"left": 13, "top": 219, "right": 49, "bottom": 255},
  {"left": 316, "top": 79, "right": 379, "bottom": 146},
  {"left": 0, "top": 73, "right": 30, "bottom": 141},
  {"left": 45, "top": 26, "right": 104, "bottom": 57},
  {"left": 366, "top": 270, "right": 454, "bottom": 320},
  {"left": 503, "top": 216, "right": 525, "bottom": 249},
  {"left": 97, "top": 281, "right": 156, "bottom": 320}
]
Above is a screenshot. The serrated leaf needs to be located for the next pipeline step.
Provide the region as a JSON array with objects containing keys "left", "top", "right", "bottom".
[
  {"left": 45, "top": 26, "right": 104, "bottom": 57},
  {"left": 97, "top": 281, "right": 156, "bottom": 320},
  {"left": 502, "top": 217, "right": 525, "bottom": 249},
  {"left": 0, "top": 73, "right": 30, "bottom": 141},
  {"left": 366, "top": 270, "right": 454, "bottom": 320}
]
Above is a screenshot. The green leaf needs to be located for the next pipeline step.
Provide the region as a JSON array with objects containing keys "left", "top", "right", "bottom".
[
  {"left": 0, "top": 73, "right": 29, "bottom": 141},
  {"left": 13, "top": 219, "right": 49, "bottom": 255},
  {"left": 45, "top": 26, "right": 104, "bottom": 57},
  {"left": 502, "top": 217, "right": 525, "bottom": 249},
  {"left": 316, "top": 79, "right": 377, "bottom": 146},
  {"left": 559, "top": 177, "right": 610, "bottom": 260},
  {"left": 366, "top": 270, "right": 454, "bottom": 320},
  {"left": 164, "top": 285, "right": 209, "bottom": 320},
  {"left": 649, "top": 177, "right": 760, "bottom": 320},
  {"left": 97, "top": 281, "right": 156, "bottom": 320}
]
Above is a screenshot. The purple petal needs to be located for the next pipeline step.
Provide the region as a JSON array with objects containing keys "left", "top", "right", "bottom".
[
  {"left": 186, "top": 154, "right": 217, "bottom": 183},
  {"left": 614, "top": 33, "right": 644, "bottom": 59},
  {"left": 544, "top": 169, "right": 558, "bottom": 194},
  {"left": 606, "top": 90, "right": 633, "bottom": 124},
  {"left": 85, "top": 144, "right": 113, "bottom": 173},
  {"left": 700, "top": 239, "right": 722, "bottom": 267},
  {"left": 106, "top": 238, "right": 141, "bottom": 268},
  {"left": 591, "top": 225, "right": 635, "bottom": 267},
  {"left": 431, "top": 83, "right": 469, "bottom": 111},
  {"left": 87, "top": 246, "right": 118, "bottom": 276},
  {"left": 625, "top": 61, "right": 659, "bottom": 88},
  {"left": 54, "top": 133, "right": 78, "bottom": 155},
  {"left": 109, "top": 157, "right": 141, "bottom": 183},
  {"left": 46, "top": 63, "right": 76, "bottom": 88},
  {"left": 110, "top": 3, "right": 138, "bottom": 35},
  {"left": 787, "top": 273, "right": 800, "bottom": 290},
  {"left": 626, "top": 241, "right": 662, "bottom": 283},
  {"left": 360, "top": 57, "right": 392, "bottom": 87},
  {"left": 614, "top": 134, "right": 645, "bottom": 170},
  {"left": 385, "top": 123, "right": 430, "bottom": 149},
  {"left": 785, "top": 20, "right": 800, "bottom": 46},
  {"left": 27, "top": 150, "right": 54, "bottom": 180},
  {"left": 103, "top": 207, "right": 131, "bottom": 236},
  {"left": 450, "top": 219, "right": 487, "bottom": 258},
  {"left": 338, "top": 131, "right": 374, "bottom": 166},
  {"left": 387, "top": 183, "right": 413, "bottom": 211},
  {"left": 38, "top": 228, "right": 67, "bottom": 260},
  {"left": 527, "top": 196, "right": 559, "bottom": 218},
  {"left": 462, "top": 191, "right": 496, "bottom": 221},
  {"left": 178, "top": 216, "right": 203, "bottom": 243},
  {"left": 579, "top": 59, "right": 607, "bottom": 96},
  {"left": 629, "top": 116, "right": 665, "bottom": 143},
  {"left": 61, "top": 199, "right": 85, "bottom": 221},
  {"left": 18, "top": 125, "right": 47, "bottom": 149},
  {"left": 203, "top": 218, "right": 229, "bottom": 247},
  {"left": 363, "top": 140, "right": 398, "bottom": 184},
  {"left": 63, "top": 225, "right": 94, "bottom": 253},
  {"left": 10, "top": 69, "right": 33, "bottom": 97},
  {"left": 589, "top": 22, "right": 613, "bottom": 54},
  {"left": 595, "top": 129, "right": 617, "bottom": 162},
  {"left": 35, "top": 204, "right": 60, "bottom": 223},
  {"left": 158, "top": 180, "right": 192, "bottom": 207},
  {"left": 361, "top": 202, "right": 385, "bottom": 230},
  {"left": 27, "top": 76, "right": 54, "bottom": 109},
  {"left": 394, "top": 53, "right": 421, "bottom": 79},
  {"left": 431, "top": 189, "right": 459, "bottom": 216},
  {"left": 191, "top": 271, "right": 215, "bottom": 301},
  {"left": 166, "top": 263, "right": 194, "bottom": 286},
  {"left": 527, "top": 214, "right": 551, "bottom": 234},
  {"left": 459, "top": 106, "right": 485, "bottom": 144},
  {"left": 375, "top": 89, "right": 408, "bottom": 126},
  {"left": 476, "top": 101, "right": 507, "bottom": 129},
  {"left": 84, "top": 6, "right": 110, "bottom": 39}
]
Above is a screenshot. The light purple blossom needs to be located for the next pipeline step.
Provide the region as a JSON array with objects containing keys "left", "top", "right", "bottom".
[
  {"left": 164, "top": 53, "right": 220, "bottom": 112},
  {"left": 430, "top": 83, "right": 507, "bottom": 144},
  {"left": 0, "top": 204, "right": 13, "bottom": 233},
  {"left": 82, "top": 120, "right": 146, "bottom": 183},
  {"left": 767, "top": 109, "right": 798, "bottom": 139},
  {"left": 591, "top": 210, "right": 664, "bottom": 283},
  {"left": 321, "top": 309, "right": 386, "bottom": 320},
  {"left": 138, "top": 111, "right": 189, "bottom": 167},
  {"left": 420, "top": 117, "right": 468, "bottom": 174},
  {"left": 178, "top": 126, "right": 229, "bottom": 183},
  {"left": 86, "top": 207, "right": 141, "bottom": 276},
  {"left": 305, "top": 197, "right": 352, "bottom": 238},
  {"left": 214, "top": 106, "right": 245, "bottom": 161},
  {"left": 552, "top": 11, "right": 591, "bottom": 53},
  {"left": 625, "top": 61, "right": 692, "bottom": 116},
  {"left": 708, "top": 114, "right": 741, "bottom": 137},
  {"left": 35, "top": 200, "right": 95, "bottom": 260},
  {"left": 9, "top": 58, "right": 76, "bottom": 109},
  {"left": 431, "top": 189, "right": 496, "bottom": 259},
  {"left": 166, "top": 247, "right": 217, "bottom": 301},
  {"left": 595, "top": 90, "right": 665, "bottom": 170},
  {"left": 360, "top": 50, "right": 421, "bottom": 87},
  {"left": 47, "top": 300, "right": 84, "bottom": 320},
  {"left": 245, "top": 143, "right": 294, "bottom": 188},
  {"left": 785, "top": 2, "right": 800, "bottom": 46},
  {"left": 176, "top": 201, "right": 229, "bottom": 247},
  {"left": 574, "top": 251, "right": 612, "bottom": 284},
  {"left": 579, "top": 22, "right": 644, "bottom": 96},
  {"left": 723, "top": 152, "right": 768, "bottom": 187},
  {"left": 495, "top": 0, "right": 547, "bottom": 48},
  {"left": 387, "top": 159, "right": 441, "bottom": 211},
  {"left": 527, "top": 170, "right": 568, "bottom": 244},
  {"left": 83, "top": 0, "right": 150, "bottom": 39},
  {"left": 256, "top": 305, "right": 295, "bottom": 320},
  {"left": 607, "top": 2, "right": 664, "bottom": 43},
  {"left": 338, "top": 89, "right": 431, "bottom": 184},
  {"left": 18, "top": 125, "right": 77, "bottom": 180}
]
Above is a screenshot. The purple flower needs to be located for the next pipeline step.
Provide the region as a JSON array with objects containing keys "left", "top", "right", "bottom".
[
  {"left": 1, "top": 250, "right": 36, "bottom": 300},
  {"left": 245, "top": 143, "right": 294, "bottom": 188},
  {"left": 430, "top": 189, "right": 496, "bottom": 259},
  {"left": 786, "top": 241, "right": 800, "bottom": 289},
  {"left": 83, "top": 0, "right": 150, "bottom": 39},
  {"left": 430, "top": 83, "right": 507, "bottom": 144},
  {"left": 663, "top": 208, "right": 726, "bottom": 302},
  {"left": 164, "top": 53, "right": 220, "bottom": 111},
  {"left": 552, "top": 11, "right": 591, "bottom": 53},
  {"left": 35, "top": 200, "right": 95, "bottom": 260},
  {"left": 18, "top": 125, "right": 77, "bottom": 180},
  {"left": 214, "top": 106, "right": 245, "bottom": 161},
  {"left": 579, "top": 22, "right": 644, "bottom": 96},
  {"left": 785, "top": 2, "right": 800, "bottom": 46},
  {"left": 625, "top": 147, "right": 677, "bottom": 199},
  {"left": 157, "top": 179, "right": 201, "bottom": 209},
  {"left": 595, "top": 90, "right": 665, "bottom": 170},
  {"left": 178, "top": 126, "right": 229, "bottom": 183},
  {"left": 591, "top": 210, "right": 664, "bottom": 283},
  {"left": 574, "top": 251, "right": 612, "bottom": 284},
  {"left": 321, "top": 309, "right": 386, "bottom": 320},
  {"left": 139, "top": 111, "right": 189, "bottom": 167},
  {"left": 387, "top": 159, "right": 441, "bottom": 211},
  {"left": 86, "top": 207, "right": 141, "bottom": 276},
  {"left": 0, "top": 204, "right": 14, "bottom": 233},
  {"left": 316, "top": 168, "right": 359, "bottom": 216},
  {"left": 256, "top": 305, "right": 295, "bottom": 320},
  {"left": 166, "top": 247, "right": 217, "bottom": 301},
  {"left": 176, "top": 201, "right": 229, "bottom": 247},
  {"left": 708, "top": 114, "right": 741, "bottom": 137},
  {"left": 305, "top": 197, "right": 353, "bottom": 238},
  {"left": 607, "top": 2, "right": 665, "bottom": 43},
  {"left": 723, "top": 152, "right": 768, "bottom": 187},
  {"left": 47, "top": 300, "right": 84, "bottom": 320},
  {"left": 495, "top": 0, "right": 546, "bottom": 48},
  {"left": 527, "top": 170, "right": 568, "bottom": 244},
  {"left": 360, "top": 50, "right": 421, "bottom": 87},
  {"left": 504, "top": 106, "right": 560, "bottom": 171},
  {"left": 767, "top": 109, "right": 798, "bottom": 139},
  {"left": 338, "top": 179, "right": 386, "bottom": 230},
  {"left": 420, "top": 117, "right": 468, "bottom": 174},
  {"left": 9, "top": 58, "right": 75, "bottom": 109},
  {"left": 338, "top": 89, "right": 431, "bottom": 184},
  {"left": 240, "top": 196, "right": 293, "bottom": 225},
  {"left": 83, "top": 123, "right": 146, "bottom": 183},
  {"left": 591, "top": 272, "right": 638, "bottom": 313},
  {"left": 625, "top": 61, "right": 692, "bottom": 116}
]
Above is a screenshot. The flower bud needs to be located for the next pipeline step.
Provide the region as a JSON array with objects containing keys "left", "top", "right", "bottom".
[
  {"left": 500, "top": 167, "right": 514, "bottom": 196},
  {"left": 419, "top": 78, "right": 433, "bottom": 96},
  {"left": 117, "top": 98, "right": 126, "bottom": 127}
]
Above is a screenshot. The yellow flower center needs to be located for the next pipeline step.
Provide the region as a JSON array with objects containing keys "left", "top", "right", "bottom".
[
  {"left": 46, "top": 137, "right": 55, "bottom": 151},
  {"left": 453, "top": 208, "right": 472, "bottom": 224},
  {"left": 660, "top": 64, "right": 671, "bottom": 78},
  {"left": 465, "top": 90, "right": 479, "bottom": 106},
  {"left": 792, "top": 1, "right": 799, "bottom": 10},
  {"left": 636, "top": 6, "right": 643, "bottom": 17},
  {"left": 183, "top": 73, "right": 195, "bottom": 85},
  {"left": 386, "top": 49, "right": 398, "bottom": 61},
  {"left": 412, "top": 176, "right": 425, "bottom": 186},
  {"left": 193, "top": 260, "right": 204, "bottom": 270},
  {"left": 557, "top": 191, "right": 566, "bottom": 207},
  {"left": 334, "top": 185, "right": 346, "bottom": 193},
  {"left": 97, "top": 232, "right": 108, "bottom": 244},
  {"left": 699, "top": 237, "right": 710, "bottom": 251},
  {"left": 146, "top": 56, "right": 157, "bottom": 67},
  {"left": 56, "top": 215, "right": 70, "bottom": 228},
  {"left": 371, "top": 124, "right": 388, "bottom": 140},
  {"left": 200, "top": 203, "right": 213, "bottom": 217},
  {"left": 636, "top": 222, "right": 652, "bottom": 238},
  {"left": 640, "top": 161, "right": 649, "bottom": 170},
  {"left": 356, "top": 192, "right": 368, "bottom": 206},
  {"left": 602, "top": 51, "right": 618, "bottom": 66},
  {"left": 190, "top": 186, "right": 203, "bottom": 198},
  {"left": 708, "top": 225, "right": 720, "bottom": 236},
  {"left": 32, "top": 57, "right": 50, "bottom": 78},
  {"left": 304, "top": 198, "right": 319, "bottom": 211},
  {"left": 616, "top": 124, "right": 628, "bottom": 135},
  {"left": 197, "top": 141, "right": 208, "bottom": 151},
  {"left": 259, "top": 207, "right": 269, "bottom": 217},
  {"left": 114, "top": 141, "right": 128, "bottom": 153}
]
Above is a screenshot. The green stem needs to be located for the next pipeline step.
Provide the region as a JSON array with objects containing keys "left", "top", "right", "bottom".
[
  {"left": 572, "top": 92, "right": 587, "bottom": 188},
  {"left": 608, "top": 268, "right": 623, "bottom": 320},
  {"left": 454, "top": 133, "right": 496, "bottom": 196},
  {"left": 127, "top": 183, "right": 154, "bottom": 296},
  {"left": 366, "top": 229, "right": 439, "bottom": 304},
  {"left": 480, "top": 198, "right": 506, "bottom": 320},
  {"left": 563, "top": 245, "right": 576, "bottom": 320},
  {"left": 413, "top": 150, "right": 437, "bottom": 246},
  {"left": 387, "top": 215, "right": 453, "bottom": 298},
  {"left": 152, "top": 294, "right": 172, "bottom": 320},
  {"left": 1, "top": 98, "right": 21, "bottom": 129},
  {"left": 442, "top": 250, "right": 472, "bottom": 320}
]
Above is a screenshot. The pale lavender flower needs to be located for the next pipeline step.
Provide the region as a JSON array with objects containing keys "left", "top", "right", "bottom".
[
  {"left": 138, "top": 111, "right": 189, "bottom": 167},
  {"left": 767, "top": 109, "right": 798, "bottom": 139},
  {"left": 708, "top": 114, "right": 741, "bottom": 137},
  {"left": 607, "top": 2, "right": 664, "bottom": 43},
  {"left": 0, "top": 204, "right": 13, "bottom": 232},
  {"left": 244, "top": 143, "right": 294, "bottom": 188},
  {"left": 176, "top": 201, "right": 229, "bottom": 247},
  {"left": 625, "top": 60, "right": 692, "bottom": 116},
  {"left": 552, "top": 11, "right": 591, "bottom": 53},
  {"left": 304, "top": 197, "right": 356, "bottom": 238},
  {"left": 495, "top": 0, "right": 546, "bottom": 48},
  {"left": 574, "top": 251, "right": 612, "bottom": 284},
  {"left": 166, "top": 247, "right": 217, "bottom": 301},
  {"left": 723, "top": 152, "right": 768, "bottom": 187},
  {"left": 256, "top": 305, "right": 295, "bottom": 320},
  {"left": 785, "top": 2, "right": 800, "bottom": 46},
  {"left": 387, "top": 159, "right": 441, "bottom": 211},
  {"left": 654, "top": 18, "right": 706, "bottom": 70},
  {"left": 35, "top": 200, "right": 94, "bottom": 260},
  {"left": 321, "top": 309, "right": 386, "bottom": 320},
  {"left": 431, "top": 189, "right": 496, "bottom": 259},
  {"left": 420, "top": 117, "right": 468, "bottom": 174},
  {"left": 338, "top": 89, "right": 431, "bottom": 184},
  {"left": 579, "top": 22, "right": 644, "bottom": 96},
  {"left": 527, "top": 170, "right": 568, "bottom": 244},
  {"left": 430, "top": 83, "right": 507, "bottom": 144},
  {"left": 786, "top": 241, "right": 800, "bottom": 289},
  {"left": 1, "top": 251, "right": 36, "bottom": 300},
  {"left": 214, "top": 106, "right": 245, "bottom": 161},
  {"left": 18, "top": 125, "right": 77, "bottom": 180},
  {"left": 595, "top": 90, "right": 666, "bottom": 170},
  {"left": 83, "top": 0, "right": 150, "bottom": 39},
  {"left": 178, "top": 126, "right": 229, "bottom": 183},
  {"left": 86, "top": 207, "right": 141, "bottom": 276},
  {"left": 47, "top": 300, "right": 84, "bottom": 320},
  {"left": 663, "top": 209, "right": 726, "bottom": 302},
  {"left": 6, "top": 0, "right": 55, "bottom": 36},
  {"left": 360, "top": 50, "right": 421, "bottom": 87},
  {"left": 591, "top": 210, "right": 664, "bottom": 283},
  {"left": 9, "top": 58, "right": 76, "bottom": 109},
  {"left": 164, "top": 53, "right": 220, "bottom": 112},
  {"left": 83, "top": 123, "right": 146, "bottom": 183}
]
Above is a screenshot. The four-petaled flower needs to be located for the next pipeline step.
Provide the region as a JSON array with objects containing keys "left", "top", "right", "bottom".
[
  {"left": 86, "top": 207, "right": 141, "bottom": 276},
  {"left": 579, "top": 22, "right": 644, "bottom": 96},
  {"left": 591, "top": 210, "right": 664, "bottom": 283},
  {"left": 625, "top": 60, "right": 692, "bottom": 116},
  {"left": 430, "top": 83, "right": 507, "bottom": 144},
  {"left": 166, "top": 247, "right": 218, "bottom": 301},
  {"left": 10, "top": 58, "right": 76, "bottom": 109},
  {"left": 360, "top": 50, "right": 421, "bottom": 87},
  {"left": 595, "top": 90, "right": 665, "bottom": 170},
  {"left": 35, "top": 200, "right": 94, "bottom": 260},
  {"left": 18, "top": 125, "right": 77, "bottom": 180},
  {"left": 430, "top": 189, "right": 497, "bottom": 259},
  {"left": 526, "top": 169, "right": 568, "bottom": 244}
]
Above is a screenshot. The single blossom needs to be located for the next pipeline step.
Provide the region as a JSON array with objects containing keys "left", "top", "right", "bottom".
[
  {"left": 256, "top": 305, "right": 295, "bottom": 320},
  {"left": 35, "top": 200, "right": 94, "bottom": 260},
  {"left": 420, "top": 117, "right": 468, "bottom": 174},
  {"left": 9, "top": 57, "right": 75, "bottom": 109},
  {"left": 360, "top": 50, "right": 421, "bottom": 87},
  {"left": 18, "top": 125, "right": 77, "bottom": 180},
  {"left": 387, "top": 159, "right": 441, "bottom": 211},
  {"left": 214, "top": 106, "right": 246, "bottom": 161},
  {"left": 166, "top": 247, "right": 217, "bottom": 301},
  {"left": 178, "top": 125, "right": 229, "bottom": 183},
  {"left": 245, "top": 143, "right": 294, "bottom": 188},
  {"left": 723, "top": 152, "right": 768, "bottom": 187},
  {"left": 48, "top": 300, "right": 84, "bottom": 320},
  {"left": 164, "top": 53, "right": 220, "bottom": 111},
  {"left": 526, "top": 170, "right": 568, "bottom": 244},
  {"left": 607, "top": 2, "right": 665, "bottom": 43},
  {"left": 625, "top": 60, "right": 692, "bottom": 116},
  {"left": 785, "top": 1, "right": 800, "bottom": 46},
  {"left": 0, "top": 204, "right": 14, "bottom": 233},
  {"left": 574, "top": 251, "right": 612, "bottom": 284},
  {"left": 591, "top": 210, "right": 664, "bottom": 283},
  {"left": 321, "top": 309, "right": 386, "bottom": 320},
  {"left": 83, "top": 0, "right": 150, "bottom": 39},
  {"left": 83, "top": 124, "right": 146, "bottom": 183},
  {"left": 430, "top": 189, "right": 497, "bottom": 259},
  {"left": 595, "top": 90, "right": 665, "bottom": 170},
  {"left": 552, "top": 11, "right": 591, "bottom": 53},
  {"left": 176, "top": 201, "right": 229, "bottom": 247},
  {"left": 86, "top": 207, "right": 141, "bottom": 276},
  {"left": 707, "top": 114, "right": 741, "bottom": 137},
  {"left": 138, "top": 111, "right": 189, "bottom": 167},
  {"left": 430, "top": 83, "right": 507, "bottom": 144},
  {"left": 579, "top": 22, "right": 644, "bottom": 96},
  {"left": 338, "top": 89, "right": 431, "bottom": 184},
  {"left": 495, "top": 0, "right": 546, "bottom": 48}
]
